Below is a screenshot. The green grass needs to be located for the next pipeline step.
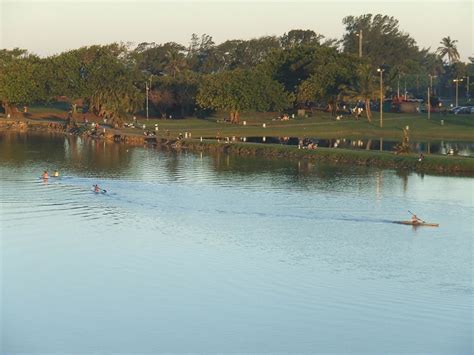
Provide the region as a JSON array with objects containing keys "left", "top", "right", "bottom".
[
  {"left": 28, "top": 102, "right": 71, "bottom": 114},
  {"left": 2, "top": 107, "right": 473, "bottom": 141},
  {"left": 122, "top": 111, "right": 474, "bottom": 141}
]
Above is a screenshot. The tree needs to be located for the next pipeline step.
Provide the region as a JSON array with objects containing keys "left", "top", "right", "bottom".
[
  {"left": 437, "top": 36, "right": 460, "bottom": 64},
  {"left": 164, "top": 48, "right": 188, "bottom": 78},
  {"left": 0, "top": 49, "right": 46, "bottom": 116},
  {"left": 196, "top": 69, "right": 294, "bottom": 123},
  {"left": 85, "top": 46, "right": 143, "bottom": 126},
  {"left": 133, "top": 42, "right": 186, "bottom": 76},
  {"left": 150, "top": 70, "right": 199, "bottom": 117},
  {"left": 46, "top": 44, "right": 144, "bottom": 126},
  {"left": 222, "top": 36, "right": 281, "bottom": 70},
  {"left": 342, "top": 14, "right": 421, "bottom": 69},
  {"left": 297, "top": 48, "right": 357, "bottom": 115},
  {"left": 280, "top": 29, "right": 324, "bottom": 49},
  {"left": 187, "top": 33, "right": 215, "bottom": 73},
  {"left": 260, "top": 44, "right": 321, "bottom": 94},
  {"left": 343, "top": 64, "right": 379, "bottom": 122}
]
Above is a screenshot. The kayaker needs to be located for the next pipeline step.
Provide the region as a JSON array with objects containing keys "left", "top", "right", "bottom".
[
  {"left": 411, "top": 214, "right": 421, "bottom": 224},
  {"left": 93, "top": 184, "right": 101, "bottom": 193},
  {"left": 53, "top": 170, "right": 59, "bottom": 177},
  {"left": 42, "top": 170, "right": 49, "bottom": 179}
]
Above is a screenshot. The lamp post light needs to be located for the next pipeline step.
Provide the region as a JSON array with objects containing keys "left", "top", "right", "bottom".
[
  {"left": 397, "top": 73, "right": 400, "bottom": 98},
  {"left": 145, "top": 75, "right": 153, "bottom": 120},
  {"left": 221, "top": 51, "right": 230, "bottom": 72},
  {"left": 429, "top": 74, "right": 437, "bottom": 95},
  {"left": 145, "top": 81, "right": 149, "bottom": 119},
  {"left": 465, "top": 76, "right": 470, "bottom": 101},
  {"left": 427, "top": 86, "right": 431, "bottom": 120},
  {"left": 355, "top": 30, "right": 363, "bottom": 58},
  {"left": 377, "top": 68, "right": 384, "bottom": 128},
  {"left": 453, "top": 78, "right": 463, "bottom": 107},
  {"left": 404, "top": 78, "right": 407, "bottom": 100}
]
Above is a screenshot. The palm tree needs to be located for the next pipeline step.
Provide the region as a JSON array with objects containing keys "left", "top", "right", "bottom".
[
  {"left": 343, "top": 64, "right": 379, "bottom": 122},
  {"left": 89, "top": 83, "right": 143, "bottom": 127},
  {"left": 164, "top": 49, "right": 187, "bottom": 78},
  {"left": 437, "top": 37, "right": 460, "bottom": 64}
]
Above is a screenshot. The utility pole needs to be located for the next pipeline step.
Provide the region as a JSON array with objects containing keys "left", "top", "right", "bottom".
[
  {"left": 404, "top": 78, "right": 407, "bottom": 100},
  {"left": 397, "top": 73, "right": 400, "bottom": 98},
  {"left": 466, "top": 76, "right": 470, "bottom": 101},
  {"left": 429, "top": 74, "right": 437, "bottom": 96},
  {"left": 427, "top": 86, "right": 431, "bottom": 120},
  {"left": 146, "top": 81, "right": 149, "bottom": 119},
  {"left": 377, "top": 68, "right": 384, "bottom": 128},
  {"left": 356, "top": 30, "right": 363, "bottom": 58},
  {"left": 145, "top": 76, "right": 153, "bottom": 120},
  {"left": 453, "top": 78, "right": 463, "bottom": 107}
]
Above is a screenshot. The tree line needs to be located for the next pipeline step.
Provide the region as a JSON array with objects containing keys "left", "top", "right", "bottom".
[{"left": 1, "top": 14, "right": 472, "bottom": 126}]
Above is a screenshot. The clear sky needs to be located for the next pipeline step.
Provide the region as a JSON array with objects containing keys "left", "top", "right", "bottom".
[{"left": 1, "top": 0, "right": 472, "bottom": 61}]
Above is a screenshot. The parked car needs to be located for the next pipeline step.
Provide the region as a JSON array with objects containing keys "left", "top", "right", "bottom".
[
  {"left": 449, "top": 106, "right": 462, "bottom": 113},
  {"left": 454, "top": 107, "right": 472, "bottom": 115}
]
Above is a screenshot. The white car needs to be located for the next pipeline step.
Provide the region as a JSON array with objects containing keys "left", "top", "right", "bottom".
[{"left": 454, "top": 106, "right": 472, "bottom": 114}]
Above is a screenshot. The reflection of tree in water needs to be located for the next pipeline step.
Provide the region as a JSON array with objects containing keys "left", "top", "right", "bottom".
[
  {"left": 206, "top": 151, "right": 374, "bottom": 189},
  {"left": 162, "top": 151, "right": 181, "bottom": 179},
  {"left": 61, "top": 135, "right": 132, "bottom": 174},
  {"left": 395, "top": 170, "right": 410, "bottom": 193},
  {"left": 0, "top": 131, "right": 66, "bottom": 164},
  {"left": 0, "top": 131, "right": 132, "bottom": 175}
]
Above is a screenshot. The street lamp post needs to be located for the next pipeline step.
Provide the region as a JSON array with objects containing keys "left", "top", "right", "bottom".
[
  {"left": 427, "top": 86, "right": 431, "bottom": 120},
  {"left": 465, "top": 76, "right": 470, "bottom": 101},
  {"left": 145, "top": 81, "right": 149, "bottom": 119},
  {"left": 145, "top": 76, "right": 152, "bottom": 120},
  {"left": 355, "top": 30, "right": 363, "bottom": 58},
  {"left": 404, "top": 78, "right": 407, "bottom": 100},
  {"left": 397, "top": 73, "right": 400, "bottom": 98},
  {"left": 429, "top": 74, "right": 437, "bottom": 95},
  {"left": 377, "top": 68, "right": 384, "bottom": 128},
  {"left": 453, "top": 78, "right": 463, "bottom": 107}
]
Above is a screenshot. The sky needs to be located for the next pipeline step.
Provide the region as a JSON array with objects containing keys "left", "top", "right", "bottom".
[{"left": 1, "top": 0, "right": 473, "bottom": 61}]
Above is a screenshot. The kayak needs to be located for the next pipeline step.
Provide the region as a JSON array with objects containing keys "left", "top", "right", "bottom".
[
  {"left": 395, "top": 221, "right": 439, "bottom": 227},
  {"left": 93, "top": 189, "right": 107, "bottom": 194}
]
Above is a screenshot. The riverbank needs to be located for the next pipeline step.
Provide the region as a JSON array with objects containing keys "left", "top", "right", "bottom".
[
  {"left": 1, "top": 117, "right": 473, "bottom": 174},
  {"left": 176, "top": 140, "right": 474, "bottom": 174}
]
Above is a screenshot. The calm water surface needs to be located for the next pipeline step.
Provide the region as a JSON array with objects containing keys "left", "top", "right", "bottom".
[{"left": 0, "top": 132, "right": 472, "bottom": 354}]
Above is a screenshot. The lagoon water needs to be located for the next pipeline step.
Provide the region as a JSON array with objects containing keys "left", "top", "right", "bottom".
[{"left": 1, "top": 132, "right": 472, "bottom": 354}]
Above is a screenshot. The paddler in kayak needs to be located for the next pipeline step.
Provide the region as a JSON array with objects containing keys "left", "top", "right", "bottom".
[
  {"left": 93, "top": 184, "right": 107, "bottom": 193},
  {"left": 411, "top": 213, "right": 422, "bottom": 225},
  {"left": 42, "top": 170, "right": 49, "bottom": 179}
]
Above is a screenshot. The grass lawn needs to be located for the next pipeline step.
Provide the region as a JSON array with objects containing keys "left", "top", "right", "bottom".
[
  {"left": 2, "top": 106, "right": 474, "bottom": 141},
  {"left": 123, "top": 111, "right": 474, "bottom": 141}
]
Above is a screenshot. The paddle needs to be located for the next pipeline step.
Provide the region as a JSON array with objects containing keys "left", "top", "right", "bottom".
[{"left": 408, "top": 210, "right": 426, "bottom": 223}]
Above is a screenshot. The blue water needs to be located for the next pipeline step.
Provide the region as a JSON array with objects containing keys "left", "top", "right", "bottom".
[{"left": 1, "top": 132, "right": 473, "bottom": 354}]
